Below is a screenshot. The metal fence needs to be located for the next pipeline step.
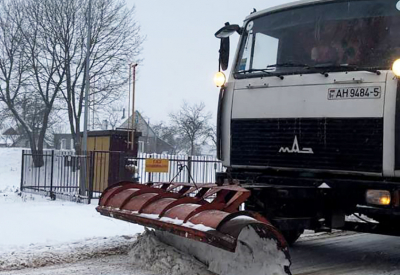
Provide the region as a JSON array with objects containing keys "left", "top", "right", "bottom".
[
  {"left": 20, "top": 150, "right": 223, "bottom": 203},
  {"left": 130, "top": 153, "right": 223, "bottom": 184},
  {"left": 20, "top": 150, "right": 88, "bottom": 202}
]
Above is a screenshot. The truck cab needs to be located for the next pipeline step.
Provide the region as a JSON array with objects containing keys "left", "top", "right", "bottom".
[{"left": 216, "top": 0, "right": 400, "bottom": 243}]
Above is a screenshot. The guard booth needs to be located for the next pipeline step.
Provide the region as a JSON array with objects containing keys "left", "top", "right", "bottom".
[{"left": 85, "top": 130, "right": 141, "bottom": 193}]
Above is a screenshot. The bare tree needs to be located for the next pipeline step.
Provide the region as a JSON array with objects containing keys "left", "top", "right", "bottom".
[
  {"left": 152, "top": 121, "right": 180, "bottom": 154},
  {"left": 0, "top": 104, "right": 13, "bottom": 130},
  {"left": 169, "top": 102, "right": 213, "bottom": 156},
  {"left": 0, "top": 1, "right": 39, "bottom": 163},
  {"left": 0, "top": 0, "right": 27, "bottom": 140},
  {"left": 48, "top": 0, "right": 143, "bottom": 153},
  {"left": 0, "top": 0, "right": 143, "bottom": 160},
  {"left": 101, "top": 104, "right": 124, "bottom": 130},
  {"left": 23, "top": 0, "right": 65, "bottom": 164},
  {"left": 0, "top": 0, "right": 67, "bottom": 166},
  {"left": 207, "top": 124, "right": 217, "bottom": 148}
]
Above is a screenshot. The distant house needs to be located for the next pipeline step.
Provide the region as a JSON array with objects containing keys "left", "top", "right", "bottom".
[
  {"left": 12, "top": 136, "right": 51, "bottom": 149},
  {"left": 2, "top": 127, "right": 19, "bottom": 136},
  {"left": 0, "top": 127, "right": 18, "bottom": 147},
  {"left": 0, "top": 135, "right": 11, "bottom": 148},
  {"left": 54, "top": 134, "right": 75, "bottom": 150},
  {"left": 119, "top": 111, "right": 174, "bottom": 154},
  {"left": 1, "top": 127, "right": 51, "bottom": 148}
]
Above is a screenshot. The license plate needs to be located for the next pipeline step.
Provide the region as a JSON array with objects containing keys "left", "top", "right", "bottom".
[{"left": 328, "top": 87, "right": 381, "bottom": 100}]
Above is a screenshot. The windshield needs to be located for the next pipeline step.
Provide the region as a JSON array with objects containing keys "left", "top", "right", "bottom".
[{"left": 236, "top": 0, "right": 400, "bottom": 77}]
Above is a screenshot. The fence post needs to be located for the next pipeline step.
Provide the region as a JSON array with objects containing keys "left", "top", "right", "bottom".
[
  {"left": 187, "top": 156, "right": 192, "bottom": 183},
  {"left": 20, "top": 150, "right": 25, "bottom": 192},
  {"left": 147, "top": 154, "right": 153, "bottom": 183},
  {"left": 49, "top": 150, "right": 55, "bottom": 200},
  {"left": 88, "top": 151, "right": 94, "bottom": 204}
]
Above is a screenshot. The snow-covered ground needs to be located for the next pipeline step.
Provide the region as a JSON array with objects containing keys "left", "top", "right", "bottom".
[
  {"left": 0, "top": 147, "right": 22, "bottom": 191},
  {"left": 0, "top": 148, "right": 290, "bottom": 275},
  {"left": 0, "top": 148, "right": 341, "bottom": 275},
  {"left": 0, "top": 148, "right": 144, "bottom": 271}
]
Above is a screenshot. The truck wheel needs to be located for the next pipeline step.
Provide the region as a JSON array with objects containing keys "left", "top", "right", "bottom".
[{"left": 281, "top": 229, "right": 304, "bottom": 246}]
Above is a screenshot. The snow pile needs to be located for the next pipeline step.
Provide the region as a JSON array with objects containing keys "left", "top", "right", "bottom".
[
  {"left": 0, "top": 235, "right": 137, "bottom": 271},
  {"left": 129, "top": 230, "right": 214, "bottom": 275},
  {"left": 156, "top": 226, "right": 290, "bottom": 275},
  {"left": 133, "top": 227, "right": 290, "bottom": 275},
  {"left": 346, "top": 214, "right": 378, "bottom": 223},
  {"left": 207, "top": 226, "right": 290, "bottom": 275}
]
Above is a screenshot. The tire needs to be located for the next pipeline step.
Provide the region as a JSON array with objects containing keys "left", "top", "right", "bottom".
[{"left": 281, "top": 229, "right": 304, "bottom": 246}]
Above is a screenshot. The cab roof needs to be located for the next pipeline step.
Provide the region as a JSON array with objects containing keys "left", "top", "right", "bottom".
[{"left": 245, "top": 0, "right": 336, "bottom": 21}]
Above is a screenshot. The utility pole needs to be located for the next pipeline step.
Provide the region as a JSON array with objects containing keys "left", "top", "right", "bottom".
[
  {"left": 127, "top": 64, "right": 131, "bottom": 130},
  {"left": 81, "top": 0, "right": 92, "bottom": 197},
  {"left": 130, "top": 63, "right": 138, "bottom": 151}
]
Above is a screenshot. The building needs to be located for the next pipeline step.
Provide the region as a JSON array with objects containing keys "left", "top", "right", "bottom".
[
  {"left": 54, "top": 133, "right": 75, "bottom": 150},
  {"left": 119, "top": 111, "right": 174, "bottom": 154},
  {"left": 0, "top": 127, "right": 18, "bottom": 147},
  {"left": 1, "top": 127, "right": 51, "bottom": 148},
  {"left": 12, "top": 136, "right": 51, "bottom": 148}
]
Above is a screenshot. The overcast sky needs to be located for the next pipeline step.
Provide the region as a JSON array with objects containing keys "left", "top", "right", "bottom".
[{"left": 124, "top": 0, "right": 292, "bottom": 124}]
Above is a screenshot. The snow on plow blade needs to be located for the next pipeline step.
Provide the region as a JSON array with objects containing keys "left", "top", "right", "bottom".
[{"left": 96, "top": 181, "right": 291, "bottom": 274}]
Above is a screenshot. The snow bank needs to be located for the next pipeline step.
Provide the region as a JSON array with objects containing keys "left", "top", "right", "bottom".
[
  {"left": 210, "top": 226, "right": 289, "bottom": 275},
  {"left": 0, "top": 148, "right": 143, "bottom": 250},
  {"left": 157, "top": 227, "right": 290, "bottom": 275},
  {"left": 0, "top": 190, "right": 144, "bottom": 271},
  {"left": 0, "top": 192, "right": 143, "bottom": 252},
  {"left": 129, "top": 230, "right": 214, "bottom": 275},
  {"left": 133, "top": 227, "right": 290, "bottom": 275},
  {"left": 0, "top": 235, "right": 138, "bottom": 271}
]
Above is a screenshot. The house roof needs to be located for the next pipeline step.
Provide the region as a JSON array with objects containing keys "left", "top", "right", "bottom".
[
  {"left": 2, "top": 127, "right": 19, "bottom": 135},
  {"left": 0, "top": 134, "right": 13, "bottom": 145},
  {"left": 119, "top": 111, "right": 156, "bottom": 138},
  {"left": 12, "top": 136, "right": 51, "bottom": 147}
]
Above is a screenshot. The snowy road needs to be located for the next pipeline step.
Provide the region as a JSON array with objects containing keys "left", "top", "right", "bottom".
[
  {"left": 291, "top": 233, "right": 400, "bottom": 275},
  {"left": 0, "top": 255, "right": 159, "bottom": 275},
  {"left": 2, "top": 232, "right": 399, "bottom": 275}
]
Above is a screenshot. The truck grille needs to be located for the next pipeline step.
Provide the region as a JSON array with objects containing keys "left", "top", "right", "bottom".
[{"left": 231, "top": 118, "right": 383, "bottom": 173}]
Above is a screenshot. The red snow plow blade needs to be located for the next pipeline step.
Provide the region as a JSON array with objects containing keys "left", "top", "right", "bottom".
[{"left": 96, "top": 181, "right": 289, "bottom": 259}]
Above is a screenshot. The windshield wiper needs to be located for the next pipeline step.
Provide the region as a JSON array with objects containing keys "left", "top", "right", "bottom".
[
  {"left": 312, "top": 64, "right": 381, "bottom": 75},
  {"left": 267, "top": 63, "right": 332, "bottom": 77},
  {"left": 237, "top": 64, "right": 381, "bottom": 79},
  {"left": 236, "top": 69, "right": 284, "bottom": 79},
  {"left": 267, "top": 63, "right": 309, "bottom": 68}
]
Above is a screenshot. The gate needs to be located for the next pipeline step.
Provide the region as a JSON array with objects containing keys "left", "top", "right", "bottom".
[{"left": 20, "top": 150, "right": 89, "bottom": 201}]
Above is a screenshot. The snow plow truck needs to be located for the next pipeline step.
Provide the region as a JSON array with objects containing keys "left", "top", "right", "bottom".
[{"left": 97, "top": 0, "right": 400, "bottom": 274}]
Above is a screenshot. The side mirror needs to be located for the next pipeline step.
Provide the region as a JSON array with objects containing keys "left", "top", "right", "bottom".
[
  {"left": 215, "top": 23, "right": 241, "bottom": 71},
  {"left": 215, "top": 24, "right": 241, "bottom": 39},
  {"left": 219, "top": 38, "right": 230, "bottom": 71}
]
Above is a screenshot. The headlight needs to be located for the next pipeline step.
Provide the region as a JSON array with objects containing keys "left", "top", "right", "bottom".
[
  {"left": 366, "top": 190, "right": 391, "bottom": 206},
  {"left": 392, "top": 59, "right": 400, "bottom": 77},
  {"left": 214, "top": 72, "right": 226, "bottom": 87}
]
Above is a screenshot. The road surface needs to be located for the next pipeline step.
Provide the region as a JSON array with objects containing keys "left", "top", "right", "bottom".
[
  {"left": 2, "top": 232, "right": 399, "bottom": 275},
  {"left": 291, "top": 233, "right": 400, "bottom": 275}
]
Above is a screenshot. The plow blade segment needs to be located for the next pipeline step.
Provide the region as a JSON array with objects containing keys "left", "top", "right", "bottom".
[{"left": 97, "top": 181, "right": 291, "bottom": 274}]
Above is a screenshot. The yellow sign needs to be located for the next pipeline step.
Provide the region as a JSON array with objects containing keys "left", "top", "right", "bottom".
[{"left": 145, "top": 159, "right": 169, "bottom": 173}]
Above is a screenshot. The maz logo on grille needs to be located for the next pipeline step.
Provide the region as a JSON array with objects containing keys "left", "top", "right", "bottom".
[{"left": 279, "top": 136, "right": 314, "bottom": 154}]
